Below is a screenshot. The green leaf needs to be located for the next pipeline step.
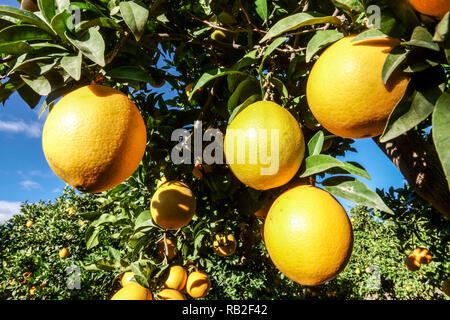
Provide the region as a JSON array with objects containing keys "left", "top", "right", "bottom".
[
  {"left": 322, "top": 176, "right": 394, "bottom": 214},
  {"left": 50, "top": 10, "right": 72, "bottom": 42},
  {"left": 227, "top": 78, "right": 260, "bottom": 113},
  {"left": 106, "top": 66, "right": 152, "bottom": 82},
  {"left": 228, "top": 94, "right": 261, "bottom": 124},
  {"left": 0, "top": 25, "right": 53, "bottom": 45},
  {"left": 231, "top": 49, "right": 258, "bottom": 70},
  {"left": 403, "top": 26, "right": 440, "bottom": 51},
  {"left": 433, "top": 12, "right": 450, "bottom": 43},
  {"left": 0, "top": 42, "right": 32, "bottom": 55},
  {"left": 254, "top": 0, "right": 268, "bottom": 21},
  {"left": 380, "top": 85, "right": 441, "bottom": 143},
  {"left": 20, "top": 71, "right": 64, "bottom": 96},
  {"left": 37, "top": 0, "right": 56, "bottom": 24},
  {"left": 306, "top": 29, "right": 344, "bottom": 63},
  {"left": 382, "top": 46, "right": 409, "bottom": 85},
  {"left": 270, "top": 77, "right": 288, "bottom": 99},
  {"left": 0, "top": 5, "right": 55, "bottom": 35},
  {"left": 300, "top": 154, "right": 371, "bottom": 180},
  {"left": 190, "top": 68, "right": 247, "bottom": 101},
  {"left": 260, "top": 12, "right": 341, "bottom": 43},
  {"left": 351, "top": 29, "right": 388, "bottom": 43},
  {"left": 432, "top": 92, "right": 450, "bottom": 188},
  {"left": 60, "top": 52, "right": 82, "bottom": 81},
  {"left": 259, "top": 37, "right": 288, "bottom": 74},
  {"left": 119, "top": 1, "right": 149, "bottom": 42},
  {"left": 331, "top": 0, "right": 364, "bottom": 12},
  {"left": 77, "top": 17, "right": 122, "bottom": 30},
  {"left": 17, "top": 83, "right": 41, "bottom": 109},
  {"left": 85, "top": 226, "right": 100, "bottom": 250},
  {"left": 65, "top": 27, "right": 105, "bottom": 66},
  {"left": 308, "top": 131, "right": 325, "bottom": 156}
]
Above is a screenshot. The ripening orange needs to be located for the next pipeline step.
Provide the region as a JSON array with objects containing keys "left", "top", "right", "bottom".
[
  {"left": 405, "top": 254, "right": 421, "bottom": 271},
  {"left": 264, "top": 185, "right": 353, "bottom": 286},
  {"left": 111, "top": 282, "right": 153, "bottom": 300},
  {"left": 42, "top": 84, "right": 147, "bottom": 194},
  {"left": 164, "top": 266, "right": 187, "bottom": 291},
  {"left": 412, "top": 247, "right": 432, "bottom": 265},
  {"left": 58, "top": 248, "right": 69, "bottom": 259},
  {"left": 307, "top": 36, "right": 409, "bottom": 139},
  {"left": 157, "top": 289, "right": 186, "bottom": 300},
  {"left": 409, "top": 0, "right": 450, "bottom": 19},
  {"left": 150, "top": 181, "right": 196, "bottom": 230},
  {"left": 186, "top": 271, "right": 211, "bottom": 298},
  {"left": 212, "top": 233, "right": 237, "bottom": 257},
  {"left": 121, "top": 272, "right": 136, "bottom": 287},
  {"left": 26, "top": 220, "right": 34, "bottom": 228},
  {"left": 224, "top": 101, "right": 305, "bottom": 190}
]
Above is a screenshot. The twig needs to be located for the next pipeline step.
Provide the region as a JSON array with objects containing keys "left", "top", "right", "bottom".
[
  {"left": 238, "top": 0, "right": 266, "bottom": 35},
  {"left": 105, "top": 31, "right": 129, "bottom": 66},
  {"left": 198, "top": 78, "right": 222, "bottom": 121}
]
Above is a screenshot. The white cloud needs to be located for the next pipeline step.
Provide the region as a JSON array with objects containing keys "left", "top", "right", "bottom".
[
  {"left": 20, "top": 179, "right": 41, "bottom": 190},
  {"left": 0, "top": 201, "right": 22, "bottom": 223},
  {"left": 0, "top": 120, "right": 42, "bottom": 138}
]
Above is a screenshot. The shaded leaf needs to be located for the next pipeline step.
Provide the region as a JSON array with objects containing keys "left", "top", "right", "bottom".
[
  {"left": 306, "top": 29, "right": 344, "bottom": 62},
  {"left": 432, "top": 92, "right": 450, "bottom": 188},
  {"left": 66, "top": 27, "right": 105, "bottom": 66},
  {"left": 61, "top": 51, "right": 82, "bottom": 81},
  {"left": 382, "top": 45, "right": 409, "bottom": 85},
  {"left": 0, "top": 5, "right": 55, "bottom": 35},
  {"left": 119, "top": 1, "right": 149, "bottom": 42},
  {"left": 0, "top": 25, "right": 53, "bottom": 44},
  {"left": 403, "top": 26, "right": 440, "bottom": 51}
]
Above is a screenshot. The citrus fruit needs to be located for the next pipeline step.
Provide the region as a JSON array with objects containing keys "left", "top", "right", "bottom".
[
  {"left": 264, "top": 185, "right": 353, "bottom": 286},
  {"left": 224, "top": 101, "right": 305, "bottom": 190},
  {"left": 58, "top": 248, "right": 69, "bottom": 259},
  {"left": 29, "top": 286, "right": 37, "bottom": 295},
  {"left": 157, "top": 289, "right": 186, "bottom": 300},
  {"left": 355, "top": 268, "right": 361, "bottom": 275},
  {"left": 404, "top": 254, "right": 421, "bottom": 271},
  {"left": 186, "top": 271, "right": 211, "bottom": 298},
  {"left": 110, "top": 282, "right": 153, "bottom": 300},
  {"left": 21, "top": 0, "right": 39, "bottom": 12},
  {"left": 306, "top": 35, "right": 409, "bottom": 139},
  {"left": 164, "top": 266, "right": 187, "bottom": 291},
  {"left": 441, "top": 280, "right": 450, "bottom": 297},
  {"left": 412, "top": 247, "right": 432, "bottom": 264},
  {"left": 120, "top": 272, "right": 136, "bottom": 287},
  {"left": 26, "top": 220, "right": 33, "bottom": 228},
  {"left": 212, "top": 233, "right": 237, "bottom": 257},
  {"left": 157, "top": 238, "right": 178, "bottom": 260},
  {"left": 42, "top": 84, "right": 147, "bottom": 194},
  {"left": 409, "top": 0, "right": 450, "bottom": 18},
  {"left": 150, "top": 181, "right": 196, "bottom": 230}
]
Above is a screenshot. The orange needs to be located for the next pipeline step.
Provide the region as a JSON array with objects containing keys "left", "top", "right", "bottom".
[
  {"left": 409, "top": 0, "right": 450, "bottom": 18},
  {"left": 164, "top": 266, "right": 188, "bottom": 291},
  {"left": 404, "top": 254, "right": 421, "bottom": 271},
  {"left": 264, "top": 185, "right": 353, "bottom": 286},
  {"left": 26, "top": 220, "right": 34, "bottom": 228},
  {"left": 212, "top": 233, "right": 237, "bottom": 257},
  {"left": 441, "top": 280, "right": 450, "bottom": 297},
  {"left": 355, "top": 268, "right": 361, "bottom": 275},
  {"left": 150, "top": 181, "right": 196, "bottom": 230},
  {"left": 29, "top": 286, "right": 37, "bottom": 295},
  {"left": 306, "top": 35, "right": 409, "bottom": 139},
  {"left": 42, "top": 84, "right": 147, "bottom": 193},
  {"left": 111, "top": 282, "right": 152, "bottom": 300},
  {"left": 58, "top": 248, "right": 69, "bottom": 259},
  {"left": 156, "top": 238, "right": 178, "bottom": 260},
  {"left": 120, "top": 272, "right": 136, "bottom": 287},
  {"left": 224, "top": 101, "right": 305, "bottom": 190},
  {"left": 186, "top": 271, "right": 211, "bottom": 298},
  {"left": 157, "top": 289, "right": 186, "bottom": 300},
  {"left": 412, "top": 247, "right": 432, "bottom": 265},
  {"left": 20, "top": 0, "right": 39, "bottom": 12}
]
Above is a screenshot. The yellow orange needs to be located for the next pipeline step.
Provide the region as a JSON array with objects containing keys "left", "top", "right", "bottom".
[
  {"left": 58, "top": 248, "right": 69, "bottom": 259},
  {"left": 307, "top": 36, "right": 409, "bottom": 139},
  {"left": 212, "top": 233, "right": 237, "bottom": 257},
  {"left": 264, "top": 185, "right": 353, "bottom": 286},
  {"left": 409, "top": 0, "right": 450, "bottom": 18},
  {"left": 405, "top": 254, "right": 421, "bottom": 271},
  {"left": 42, "top": 84, "right": 147, "bottom": 193},
  {"left": 412, "top": 247, "right": 432, "bottom": 265},
  {"left": 111, "top": 282, "right": 152, "bottom": 300},
  {"left": 164, "top": 266, "right": 188, "bottom": 291},
  {"left": 224, "top": 101, "right": 305, "bottom": 190},
  {"left": 26, "top": 220, "right": 34, "bottom": 228},
  {"left": 186, "top": 271, "right": 211, "bottom": 298},
  {"left": 157, "top": 289, "right": 186, "bottom": 300},
  {"left": 150, "top": 181, "right": 196, "bottom": 230},
  {"left": 121, "top": 272, "right": 136, "bottom": 287}
]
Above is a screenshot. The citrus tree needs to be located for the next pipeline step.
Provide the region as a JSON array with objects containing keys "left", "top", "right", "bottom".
[{"left": 0, "top": 0, "right": 449, "bottom": 300}]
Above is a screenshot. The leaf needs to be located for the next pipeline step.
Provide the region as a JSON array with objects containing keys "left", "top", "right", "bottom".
[
  {"left": 270, "top": 77, "right": 288, "bottom": 98},
  {"left": 254, "top": 0, "right": 268, "bottom": 21},
  {"left": 308, "top": 131, "right": 325, "bottom": 156},
  {"left": 322, "top": 176, "right": 394, "bottom": 214},
  {"left": 60, "top": 52, "right": 82, "bottom": 81},
  {"left": 227, "top": 78, "right": 260, "bottom": 113},
  {"left": 85, "top": 226, "right": 100, "bottom": 250},
  {"left": 331, "top": 0, "right": 364, "bottom": 12},
  {"left": 65, "top": 27, "right": 105, "bottom": 66},
  {"left": 0, "top": 25, "right": 53, "bottom": 45},
  {"left": 0, "top": 42, "right": 32, "bottom": 55},
  {"left": 228, "top": 94, "right": 261, "bottom": 124},
  {"left": 433, "top": 12, "right": 450, "bottom": 43},
  {"left": 300, "top": 154, "right": 371, "bottom": 180},
  {"left": 306, "top": 29, "right": 344, "bottom": 62},
  {"left": 260, "top": 12, "right": 341, "bottom": 43},
  {"left": 77, "top": 17, "right": 122, "bottom": 30},
  {"left": 0, "top": 5, "right": 55, "bottom": 35},
  {"left": 37, "top": 0, "right": 56, "bottom": 24},
  {"left": 119, "top": 1, "right": 149, "bottom": 42},
  {"left": 380, "top": 86, "right": 441, "bottom": 143},
  {"left": 231, "top": 49, "right": 258, "bottom": 70},
  {"left": 351, "top": 29, "right": 388, "bottom": 43},
  {"left": 259, "top": 37, "right": 288, "bottom": 74},
  {"left": 106, "top": 66, "right": 152, "bottom": 82},
  {"left": 17, "top": 83, "right": 41, "bottom": 109},
  {"left": 432, "top": 92, "right": 450, "bottom": 188},
  {"left": 403, "top": 26, "right": 440, "bottom": 51},
  {"left": 189, "top": 68, "right": 247, "bottom": 101},
  {"left": 382, "top": 45, "right": 409, "bottom": 85},
  {"left": 50, "top": 10, "right": 72, "bottom": 42},
  {"left": 20, "top": 71, "right": 64, "bottom": 96}
]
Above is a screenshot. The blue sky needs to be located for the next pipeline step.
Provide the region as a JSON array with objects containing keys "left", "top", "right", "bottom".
[{"left": 0, "top": 0, "right": 407, "bottom": 222}]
